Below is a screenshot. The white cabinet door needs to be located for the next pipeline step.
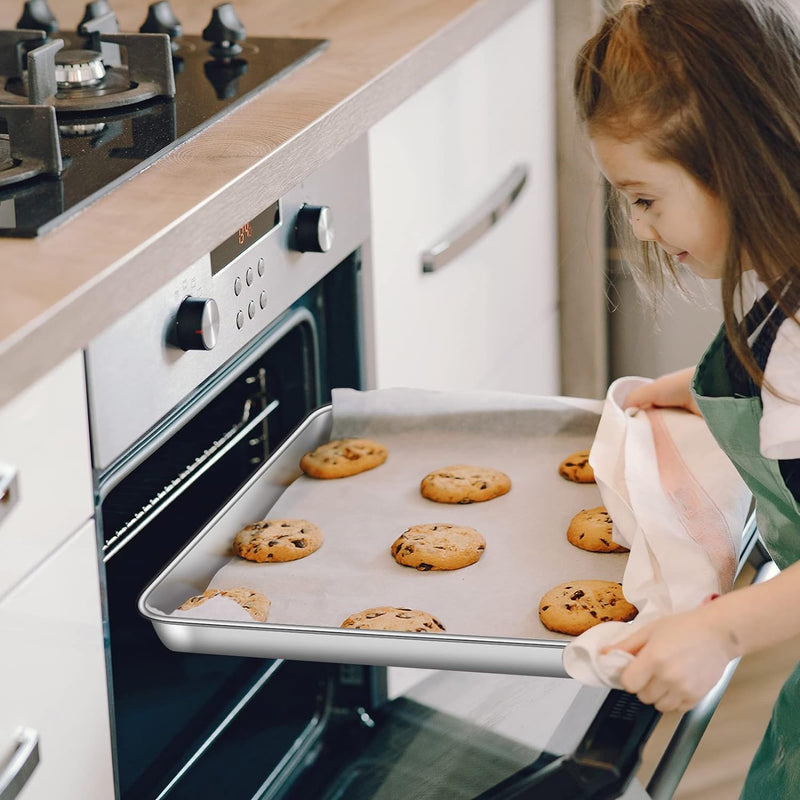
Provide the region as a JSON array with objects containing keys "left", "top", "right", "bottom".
[
  {"left": 0, "top": 353, "right": 94, "bottom": 600},
  {"left": 0, "top": 519, "right": 114, "bottom": 800},
  {"left": 366, "top": 0, "right": 558, "bottom": 394}
]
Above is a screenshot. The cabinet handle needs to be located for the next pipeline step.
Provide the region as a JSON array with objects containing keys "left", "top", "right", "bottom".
[
  {"left": 0, "top": 464, "right": 19, "bottom": 528},
  {"left": 0, "top": 728, "right": 40, "bottom": 800},
  {"left": 421, "top": 163, "right": 528, "bottom": 274}
]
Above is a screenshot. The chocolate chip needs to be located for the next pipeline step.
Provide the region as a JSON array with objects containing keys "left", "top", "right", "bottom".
[
  {"left": 570, "top": 590, "right": 585, "bottom": 600},
  {"left": 417, "top": 563, "right": 434, "bottom": 571}
]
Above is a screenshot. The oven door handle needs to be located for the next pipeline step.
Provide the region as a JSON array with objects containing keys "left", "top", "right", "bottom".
[
  {"left": 420, "top": 163, "right": 528, "bottom": 274},
  {"left": 0, "top": 728, "right": 40, "bottom": 800}
]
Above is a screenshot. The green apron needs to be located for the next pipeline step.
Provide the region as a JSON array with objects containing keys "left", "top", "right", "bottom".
[{"left": 692, "top": 313, "right": 800, "bottom": 798}]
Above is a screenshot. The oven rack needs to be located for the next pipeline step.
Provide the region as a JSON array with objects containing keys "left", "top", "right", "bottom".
[{"left": 102, "top": 396, "right": 278, "bottom": 561}]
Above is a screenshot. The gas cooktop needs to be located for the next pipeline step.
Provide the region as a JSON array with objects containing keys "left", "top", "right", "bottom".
[{"left": 0, "top": 0, "right": 327, "bottom": 237}]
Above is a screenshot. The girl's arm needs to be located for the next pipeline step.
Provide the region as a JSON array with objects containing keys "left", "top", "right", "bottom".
[
  {"left": 606, "top": 559, "right": 800, "bottom": 712},
  {"left": 623, "top": 366, "right": 702, "bottom": 416}
]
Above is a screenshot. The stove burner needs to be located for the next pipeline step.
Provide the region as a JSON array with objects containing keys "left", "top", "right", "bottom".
[
  {"left": 0, "top": 1, "right": 329, "bottom": 236},
  {"left": 54, "top": 48, "right": 105, "bottom": 88}
]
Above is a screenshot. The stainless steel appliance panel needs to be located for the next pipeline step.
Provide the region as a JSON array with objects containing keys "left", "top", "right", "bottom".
[{"left": 86, "top": 137, "right": 370, "bottom": 470}]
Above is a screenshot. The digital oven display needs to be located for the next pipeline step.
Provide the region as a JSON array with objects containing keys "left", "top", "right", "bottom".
[{"left": 210, "top": 200, "right": 281, "bottom": 274}]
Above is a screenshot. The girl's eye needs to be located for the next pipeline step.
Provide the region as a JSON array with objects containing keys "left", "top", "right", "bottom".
[{"left": 632, "top": 197, "right": 653, "bottom": 210}]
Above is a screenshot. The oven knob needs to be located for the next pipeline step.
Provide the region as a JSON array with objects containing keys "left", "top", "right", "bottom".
[
  {"left": 140, "top": 1, "right": 182, "bottom": 41},
  {"left": 292, "top": 204, "right": 334, "bottom": 253},
  {"left": 17, "top": 0, "right": 59, "bottom": 35},
  {"left": 175, "top": 296, "right": 220, "bottom": 351},
  {"left": 202, "top": 3, "right": 246, "bottom": 58}
]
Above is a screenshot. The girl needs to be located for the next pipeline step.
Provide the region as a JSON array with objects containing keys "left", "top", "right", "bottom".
[{"left": 574, "top": 0, "right": 800, "bottom": 795}]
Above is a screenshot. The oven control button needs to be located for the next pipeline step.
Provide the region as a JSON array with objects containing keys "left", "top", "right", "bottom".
[
  {"left": 175, "top": 296, "right": 220, "bottom": 351},
  {"left": 292, "top": 204, "right": 334, "bottom": 253}
]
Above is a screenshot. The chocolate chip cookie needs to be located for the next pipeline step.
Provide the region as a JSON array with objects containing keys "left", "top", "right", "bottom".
[
  {"left": 341, "top": 606, "right": 446, "bottom": 632},
  {"left": 538, "top": 579, "right": 637, "bottom": 636},
  {"left": 558, "top": 449, "right": 595, "bottom": 483},
  {"left": 391, "top": 523, "right": 486, "bottom": 571},
  {"left": 300, "top": 438, "right": 388, "bottom": 479},
  {"left": 420, "top": 464, "right": 511, "bottom": 504},
  {"left": 178, "top": 587, "right": 270, "bottom": 622},
  {"left": 233, "top": 519, "right": 323, "bottom": 562},
  {"left": 566, "top": 506, "right": 629, "bottom": 553}
]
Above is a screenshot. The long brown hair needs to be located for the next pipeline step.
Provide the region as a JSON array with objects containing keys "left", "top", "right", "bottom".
[{"left": 575, "top": 0, "right": 800, "bottom": 385}]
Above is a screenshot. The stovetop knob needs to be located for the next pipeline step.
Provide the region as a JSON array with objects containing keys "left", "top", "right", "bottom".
[
  {"left": 202, "top": 3, "right": 246, "bottom": 58},
  {"left": 174, "top": 297, "right": 220, "bottom": 351},
  {"left": 292, "top": 205, "right": 334, "bottom": 254},
  {"left": 78, "top": 0, "right": 115, "bottom": 34},
  {"left": 17, "top": 0, "right": 58, "bottom": 34},
  {"left": 140, "top": 1, "right": 182, "bottom": 40}
]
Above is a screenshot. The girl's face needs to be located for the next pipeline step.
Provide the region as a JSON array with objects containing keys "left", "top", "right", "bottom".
[{"left": 591, "top": 133, "right": 730, "bottom": 279}]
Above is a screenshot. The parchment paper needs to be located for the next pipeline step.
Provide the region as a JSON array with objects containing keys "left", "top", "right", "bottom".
[{"left": 172, "top": 387, "right": 628, "bottom": 642}]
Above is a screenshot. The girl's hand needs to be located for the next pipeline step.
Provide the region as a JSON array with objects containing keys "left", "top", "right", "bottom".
[
  {"left": 623, "top": 366, "right": 702, "bottom": 416},
  {"left": 602, "top": 606, "right": 737, "bottom": 713}
]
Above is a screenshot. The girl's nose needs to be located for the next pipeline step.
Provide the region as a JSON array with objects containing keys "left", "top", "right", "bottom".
[{"left": 631, "top": 214, "right": 656, "bottom": 242}]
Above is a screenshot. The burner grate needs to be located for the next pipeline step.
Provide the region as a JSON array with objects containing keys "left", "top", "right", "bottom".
[{"left": 0, "top": 2, "right": 328, "bottom": 236}]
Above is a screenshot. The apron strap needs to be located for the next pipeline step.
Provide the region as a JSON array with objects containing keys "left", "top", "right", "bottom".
[
  {"left": 723, "top": 280, "right": 791, "bottom": 394},
  {"left": 722, "top": 279, "right": 800, "bottom": 501}
]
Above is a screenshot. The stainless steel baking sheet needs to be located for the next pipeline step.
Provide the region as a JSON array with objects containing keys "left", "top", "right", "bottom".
[{"left": 139, "top": 388, "right": 628, "bottom": 677}]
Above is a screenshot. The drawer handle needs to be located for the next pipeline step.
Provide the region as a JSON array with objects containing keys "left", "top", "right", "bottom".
[
  {"left": 0, "top": 464, "right": 19, "bottom": 528},
  {"left": 421, "top": 163, "right": 528, "bottom": 274},
  {"left": 0, "top": 728, "right": 40, "bottom": 800}
]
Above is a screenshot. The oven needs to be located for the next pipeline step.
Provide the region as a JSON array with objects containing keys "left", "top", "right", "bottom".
[{"left": 85, "top": 137, "right": 381, "bottom": 799}]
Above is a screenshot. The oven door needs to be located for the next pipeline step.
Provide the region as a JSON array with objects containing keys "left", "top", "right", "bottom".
[{"left": 95, "top": 252, "right": 386, "bottom": 800}]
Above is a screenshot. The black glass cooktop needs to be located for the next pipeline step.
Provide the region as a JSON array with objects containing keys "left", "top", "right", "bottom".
[{"left": 0, "top": 31, "right": 327, "bottom": 237}]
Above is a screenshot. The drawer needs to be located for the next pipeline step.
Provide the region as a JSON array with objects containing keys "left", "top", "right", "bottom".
[
  {"left": 366, "top": 0, "right": 558, "bottom": 394},
  {"left": 0, "top": 353, "right": 94, "bottom": 600},
  {"left": 0, "top": 520, "right": 113, "bottom": 800}
]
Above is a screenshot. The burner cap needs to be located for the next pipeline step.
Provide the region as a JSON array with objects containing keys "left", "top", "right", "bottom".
[
  {"left": 58, "top": 121, "right": 107, "bottom": 137},
  {"left": 54, "top": 49, "right": 106, "bottom": 88}
]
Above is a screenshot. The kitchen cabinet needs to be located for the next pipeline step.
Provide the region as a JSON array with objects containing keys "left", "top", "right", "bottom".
[
  {"left": 0, "top": 352, "right": 94, "bottom": 600},
  {"left": 0, "top": 354, "right": 110, "bottom": 798},
  {"left": 0, "top": 519, "right": 114, "bottom": 800},
  {"left": 366, "top": 0, "right": 558, "bottom": 394}
]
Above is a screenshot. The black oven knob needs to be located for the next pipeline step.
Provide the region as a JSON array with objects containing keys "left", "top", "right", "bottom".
[
  {"left": 17, "top": 0, "right": 59, "bottom": 34},
  {"left": 175, "top": 296, "right": 220, "bottom": 351},
  {"left": 202, "top": 3, "right": 246, "bottom": 58},
  {"left": 292, "top": 204, "right": 334, "bottom": 253},
  {"left": 140, "top": 1, "right": 182, "bottom": 40}
]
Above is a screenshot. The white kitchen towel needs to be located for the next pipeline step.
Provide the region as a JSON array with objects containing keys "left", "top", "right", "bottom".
[{"left": 562, "top": 376, "right": 752, "bottom": 688}]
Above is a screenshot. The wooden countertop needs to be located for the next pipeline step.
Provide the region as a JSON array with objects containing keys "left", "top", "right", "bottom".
[{"left": 0, "top": 0, "right": 530, "bottom": 407}]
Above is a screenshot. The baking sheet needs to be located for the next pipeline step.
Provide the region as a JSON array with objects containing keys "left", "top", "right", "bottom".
[{"left": 140, "top": 388, "right": 628, "bottom": 675}]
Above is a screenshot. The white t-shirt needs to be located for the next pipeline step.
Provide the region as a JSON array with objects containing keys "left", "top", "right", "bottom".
[
  {"left": 760, "top": 315, "right": 800, "bottom": 459},
  {"left": 741, "top": 272, "right": 800, "bottom": 459}
]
